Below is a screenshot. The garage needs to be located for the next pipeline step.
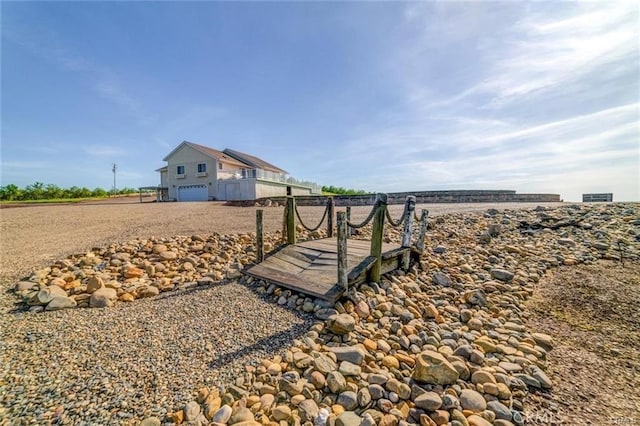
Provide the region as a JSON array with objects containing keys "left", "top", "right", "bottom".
[{"left": 177, "top": 185, "right": 208, "bottom": 201}]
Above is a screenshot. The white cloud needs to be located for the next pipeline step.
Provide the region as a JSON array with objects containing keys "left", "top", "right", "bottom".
[{"left": 83, "top": 145, "right": 127, "bottom": 158}]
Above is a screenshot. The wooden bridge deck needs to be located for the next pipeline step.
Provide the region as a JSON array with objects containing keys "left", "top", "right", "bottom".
[{"left": 244, "top": 238, "right": 410, "bottom": 302}]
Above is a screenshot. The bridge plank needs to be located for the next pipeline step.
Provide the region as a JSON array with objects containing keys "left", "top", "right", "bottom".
[{"left": 243, "top": 237, "right": 406, "bottom": 302}]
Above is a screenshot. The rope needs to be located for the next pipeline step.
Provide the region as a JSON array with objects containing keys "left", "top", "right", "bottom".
[
  {"left": 294, "top": 203, "right": 329, "bottom": 232},
  {"left": 346, "top": 202, "right": 379, "bottom": 229},
  {"left": 385, "top": 202, "right": 409, "bottom": 227}
]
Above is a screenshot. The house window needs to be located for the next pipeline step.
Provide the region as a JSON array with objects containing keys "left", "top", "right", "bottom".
[
  {"left": 176, "top": 165, "right": 185, "bottom": 175},
  {"left": 218, "top": 162, "right": 223, "bottom": 170},
  {"left": 197, "top": 163, "right": 207, "bottom": 173}
]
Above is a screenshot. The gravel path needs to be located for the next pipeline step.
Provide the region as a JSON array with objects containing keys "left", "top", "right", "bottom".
[{"left": 0, "top": 200, "right": 563, "bottom": 424}]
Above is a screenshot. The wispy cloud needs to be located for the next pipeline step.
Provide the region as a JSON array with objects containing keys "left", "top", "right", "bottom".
[
  {"left": 422, "top": 3, "right": 638, "bottom": 109},
  {"left": 3, "top": 23, "right": 154, "bottom": 126},
  {"left": 83, "top": 145, "right": 127, "bottom": 158}
]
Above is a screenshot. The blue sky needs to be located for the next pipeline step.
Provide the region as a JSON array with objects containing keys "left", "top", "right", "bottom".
[{"left": 1, "top": 1, "right": 638, "bottom": 201}]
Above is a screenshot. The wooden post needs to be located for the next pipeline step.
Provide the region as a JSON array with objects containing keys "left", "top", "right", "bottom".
[
  {"left": 401, "top": 196, "right": 416, "bottom": 270},
  {"left": 256, "top": 209, "right": 264, "bottom": 263},
  {"left": 346, "top": 206, "right": 352, "bottom": 238},
  {"left": 139, "top": 189, "right": 143, "bottom": 203},
  {"left": 286, "top": 196, "right": 296, "bottom": 245},
  {"left": 369, "top": 193, "right": 387, "bottom": 283},
  {"left": 326, "top": 197, "right": 335, "bottom": 237},
  {"left": 416, "top": 209, "right": 429, "bottom": 253},
  {"left": 337, "top": 211, "right": 348, "bottom": 290}
]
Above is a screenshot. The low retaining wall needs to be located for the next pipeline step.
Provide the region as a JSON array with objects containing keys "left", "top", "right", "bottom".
[{"left": 226, "top": 189, "right": 561, "bottom": 207}]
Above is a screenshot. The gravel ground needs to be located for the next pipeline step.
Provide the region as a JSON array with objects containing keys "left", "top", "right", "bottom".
[
  {"left": 0, "top": 199, "right": 563, "bottom": 424},
  {"left": 525, "top": 261, "right": 640, "bottom": 425}
]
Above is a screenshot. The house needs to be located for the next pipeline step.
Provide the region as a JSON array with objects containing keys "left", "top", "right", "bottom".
[{"left": 156, "top": 141, "right": 320, "bottom": 201}]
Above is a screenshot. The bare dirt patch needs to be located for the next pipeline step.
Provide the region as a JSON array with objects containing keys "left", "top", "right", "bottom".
[{"left": 526, "top": 260, "right": 640, "bottom": 425}]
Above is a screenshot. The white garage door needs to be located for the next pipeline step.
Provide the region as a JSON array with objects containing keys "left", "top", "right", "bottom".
[{"left": 177, "top": 185, "right": 208, "bottom": 202}]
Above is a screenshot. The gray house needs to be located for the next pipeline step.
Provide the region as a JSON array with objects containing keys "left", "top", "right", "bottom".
[{"left": 156, "top": 141, "right": 320, "bottom": 201}]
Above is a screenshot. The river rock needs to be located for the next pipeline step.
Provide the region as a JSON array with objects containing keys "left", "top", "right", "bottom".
[
  {"left": 329, "top": 346, "right": 365, "bottom": 365},
  {"left": 412, "top": 351, "right": 459, "bottom": 385},
  {"left": 90, "top": 287, "right": 117, "bottom": 308},
  {"left": 459, "top": 389, "right": 486, "bottom": 412},
  {"left": 327, "top": 314, "right": 356, "bottom": 334},
  {"left": 413, "top": 392, "right": 442, "bottom": 411},
  {"left": 298, "top": 399, "right": 319, "bottom": 423},
  {"left": 490, "top": 269, "right": 514, "bottom": 282},
  {"left": 45, "top": 296, "right": 77, "bottom": 311},
  {"left": 336, "top": 411, "right": 361, "bottom": 426},
  {"left": 86, "top": 276, "right": 104, "bottom": 293}
]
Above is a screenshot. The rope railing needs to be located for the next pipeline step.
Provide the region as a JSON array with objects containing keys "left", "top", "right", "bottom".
[
  {"left": 294, "top": 202, "right": 329, "bottom": 232},
  {"left": 385, "top": 202, "right": 409, "bottom": 227},
  {"left": 346, "top": 201, "right": 380, "bottom": 229}
]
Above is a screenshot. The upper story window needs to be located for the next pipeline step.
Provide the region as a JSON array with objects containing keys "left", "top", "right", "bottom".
[
  {"left": 197, "top": 163, "right": 207, "bottom": 173},
  {"left": 218, "top": 162, "right": 223, "bottom": 170},
  {"left": 176, "top": 165, "right": 185, "bottom": 175}
]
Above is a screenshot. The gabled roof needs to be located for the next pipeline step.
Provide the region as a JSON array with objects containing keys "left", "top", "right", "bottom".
[
  {"left": 223, "top": 148, "right": 287, "bottom": 174},
  {"left": 155, "top": 166, "right": 168, "bottom": 172},
  {"left": 163, "top": 141, "right": 248, "bottom": 168}
]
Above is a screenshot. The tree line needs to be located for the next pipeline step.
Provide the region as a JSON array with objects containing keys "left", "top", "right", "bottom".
[
  {"left": 0, "top": 182, "right": 139, "bottom": 201},
  {"left": 321, "top": 185, "right": 370, "bottom": 195}
]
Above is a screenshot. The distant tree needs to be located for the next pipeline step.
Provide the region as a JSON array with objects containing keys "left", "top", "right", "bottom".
[
  {"left": 322, "top": 185, "right": 370, "bottom": 196},
  {"left": 92, "top": 187, "right": 108, "bottom": 197},
  {"left": 0, "top": 184, "right": 21, "bottom": 201},
  {"left": 44, "top": 184, "right": 63, "bottom": 199}
]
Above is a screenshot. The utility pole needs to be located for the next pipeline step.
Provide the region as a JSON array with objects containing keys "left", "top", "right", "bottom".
[{"left": 112, "top": 163, "right": 117, "bottom": 197}]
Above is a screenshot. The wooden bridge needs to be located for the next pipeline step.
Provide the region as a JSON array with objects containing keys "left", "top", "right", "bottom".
[{"left": 244, "top": 194, "right": 429, "bottom": 302}]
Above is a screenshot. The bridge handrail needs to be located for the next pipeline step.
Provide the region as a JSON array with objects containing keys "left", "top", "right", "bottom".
[{"left": 294, "top": 201, "right": 329, "bottom": 232}]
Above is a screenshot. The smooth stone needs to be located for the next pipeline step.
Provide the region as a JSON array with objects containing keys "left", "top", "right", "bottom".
[
  {"left": 184, "top": 401, "right": 201, "bottom": 421},
  {"left": 327, "top": 371, "right": 347, "bottom": 393},
  {"left": 229, "top": 407, "right": 254, "bottom": 424},
  {"left": 139, "top": 418, "right": 161, "bottom": 426},
  {"left": 412, "top": 351, "right": 459, "bottom": 385},
  {"left": 487, "top": 400, "right": 512, "bottom": 420},
  {"left": 137, "top": 285, "right": 159, "bottom": 298},
  {"left": 45, "top": 296, "right": 77, "bottom": 311},
  {"left": 298, "top": 399, "right": 319, "bottom": 423},
  {"left": 337, "top": 391, "right": 358, "bottom": 411},
  {"left": 336, "top": 411, "right": 362, "bottom": 426},
  {"left": 89, "top": 287, "right": 117, "bottom": 308},
  {"left": 530, "top": 365, "right": 552, "bottom": 389},
  {"left": 432, "top": 272, "right": 452, "bottom": 287},
  {"left": 86, "top": 276, "right": 104, "bottom": 293},
  {"left": 459, "top": 389, "right": 486, "bottom": 412},
  {"left": 468, "top": 414, "right": 493, "bottom": 426},
  {"left": 490, "top": 269, "right": 514, "bottom": 282},
  {"left": 212, "top": 405, "right": 233, "bottom": 424},
  {"left": 339, "top": 361, "right": 361, "bottom": 376},
  {"left": 327, "top": 314, "right": 356, "bottom": 335},
  {"left": 329, "top": 346, "right": 365, "bottom": 365},
  {"left": 413, "top": 392, "right": 442, "bottom": 412}
]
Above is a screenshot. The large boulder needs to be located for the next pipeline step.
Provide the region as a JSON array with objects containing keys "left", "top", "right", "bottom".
[
  {"left": 90, "top": 287, "right": 118, "bottom": 308},
  {"left": 412, "top": 351, "right": 459, "bottom": 385},
  {"left": 45, "top": 296, "right": 77, "bottom": 311}
]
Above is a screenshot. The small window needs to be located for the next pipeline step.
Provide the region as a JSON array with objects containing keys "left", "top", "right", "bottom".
[
  {"left": 197, "top": 163, "right": 207, "bottom": 173},
  {"left": 218, "top": 162, "right": 223, "bottom": 170},
  {"left": 176, "top": 165, "right": 185, "bottom": 175}
]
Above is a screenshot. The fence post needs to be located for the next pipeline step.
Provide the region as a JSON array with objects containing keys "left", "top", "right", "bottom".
[
  {"left": 326, "top": 197, "right": 335, "bottom": 237},
  {"left": 401, "top": 196, "right": 416, "bottom": 270},
  {"left": 337, "top": 211, "right": 348, "bottom": 290},
  {"left": 286, "top": 196, "right": 296, "bottom": 245},
  {"left": 416, "top": 209, "right": 429, "bottom": 253},
  {"left": 369, "top": 193, "right": 387, "bottom": 283},
  {"left": 256, "top": 209, "right": 264, "bottom": 263},
  {"left": 346, "top": 206, "right": 352, "bottom": 238}
]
